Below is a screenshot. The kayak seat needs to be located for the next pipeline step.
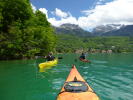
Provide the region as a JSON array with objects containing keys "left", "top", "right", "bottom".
[{"left": 64, "top": 81, "right": 88, "bottom": 93}]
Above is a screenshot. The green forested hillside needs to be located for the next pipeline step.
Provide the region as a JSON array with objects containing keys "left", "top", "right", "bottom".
[
  {"left": 0, "top": 0, "right": 56, "bottom": 60},
  {"left": 56, "top": 34, "right": 133, "bottom": 53}
]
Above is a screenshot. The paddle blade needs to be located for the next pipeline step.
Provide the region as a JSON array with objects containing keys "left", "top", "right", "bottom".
[{"left": 58, "top": 57, "right": 63, "bottom": 59}]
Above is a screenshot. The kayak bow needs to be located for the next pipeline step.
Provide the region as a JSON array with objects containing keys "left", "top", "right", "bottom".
[{"left": 57, "top": 65, "right": 99, "bottom": 100}]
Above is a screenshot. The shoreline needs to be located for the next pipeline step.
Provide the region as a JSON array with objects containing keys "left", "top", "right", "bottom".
[{"left": 0, "top": 52, "right": 133, "bottom": 61}]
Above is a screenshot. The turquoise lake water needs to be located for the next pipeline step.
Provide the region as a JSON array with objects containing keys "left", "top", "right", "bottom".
[{"left": 0, "top": 53, "right": 133, "bottom": 100}]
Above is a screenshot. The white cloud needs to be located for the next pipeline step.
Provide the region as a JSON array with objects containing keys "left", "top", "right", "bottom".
[
  {"left": 53, "top": 8, "right": 68, "bottom": 18},
  {"left": 79, "top": 0, "right": 133, "bottom": 29},
  {"left": 39, "top": 8, "right": 48, "bottom": 18},
  {"left": 31, "top": 0, "right": 133, "bottom": 31},
  {"left": 30, "top": 4, "right": 49, "bottom": 20},
  {"left": 48, "top": 8, "right": 77, "bottom": 26},
  {"left": 31, "top": 3, "right": 36, "bottom": 13},
  {"left": 48, "top": 16, "right": 78, "bottom": 27},
  {"left": 47, "top": 0, "right": 133, "bottom": 31},
  {"left": 30, "top": 4, "right": 48, "bottom": 18}
]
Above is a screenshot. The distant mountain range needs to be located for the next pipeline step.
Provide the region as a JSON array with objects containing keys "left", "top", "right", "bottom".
[
  {"left": 92, "top": 24, "right": 133, "bottom": 36},
  {"left": 54, "top": 23, "right": 133, "bottom": 37},
  {"left": 53, "top": 24, "right": 92, "bottom": 37},
  {"left": 92, "top": 24, "right": 124, "bottom": 36}
]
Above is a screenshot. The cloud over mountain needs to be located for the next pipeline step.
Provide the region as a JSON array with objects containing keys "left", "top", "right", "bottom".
[
  {"left": 48, "top": 15, "right": 78, "bottom": 27},
  {"left": 32, "top": 0, "right": 133, "bottom": 31},
  {"left": 80, "top": 0, "right": 133, "bottom": 29},
  {"left": 53, "top": 8, "right": 68, "bottom": 18}
]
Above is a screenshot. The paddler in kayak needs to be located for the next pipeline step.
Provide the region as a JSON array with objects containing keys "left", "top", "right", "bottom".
[
  {"left": 79, "top": 53, "right": 86, "bottom": 60},
  {"left": 45, "top": 52, "right": 55, "bottom": 61},
  {"left": 79, "top": 53, "right": 90, "bottom": 63},
  {"left": 39, "top": 53, "right": 57, "bottom": 72}
]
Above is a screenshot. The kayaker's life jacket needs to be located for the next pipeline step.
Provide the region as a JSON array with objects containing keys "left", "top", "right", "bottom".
[
  {"left": 46, "top": 55, "right": 55, "bottom": 61},
  {"left": 80, "top": 53, "right": 86, "bottom": 59}
]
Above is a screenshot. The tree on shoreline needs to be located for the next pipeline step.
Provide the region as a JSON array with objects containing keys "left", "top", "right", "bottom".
[{"left": 0, "top": 0, "right": 56, "bottom": 60}]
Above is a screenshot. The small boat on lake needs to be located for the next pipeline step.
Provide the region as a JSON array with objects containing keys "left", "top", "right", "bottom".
[
  {"left": 79, "top": 58, "right": 91, "bottom": 63},
  {"left": 39, "top": 59, "right": 58, "bottom": 72}
]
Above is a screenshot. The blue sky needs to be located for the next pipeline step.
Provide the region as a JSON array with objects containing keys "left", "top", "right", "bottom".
[
  {"left": 30, "top": 0, "right": 133, "bottom": 31},
  {"left": 31, "top": 0, "right": 98, "bottom": 18},
  {"left": 30, "top": 0, "right": 114, "bottom": 18}
]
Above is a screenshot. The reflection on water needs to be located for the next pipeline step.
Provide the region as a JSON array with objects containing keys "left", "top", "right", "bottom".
[{"left": 0, "top": 53, "right": 133, "bottom": 100}]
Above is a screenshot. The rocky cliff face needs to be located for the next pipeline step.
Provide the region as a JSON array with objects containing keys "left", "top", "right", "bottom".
[
  {"left": 54, "top": 23, "right": 133, "bottom": 36},
  {"left": 92, "top": 24, "right": 133, "bottom": 36},
  {"left": 92, "top": 24, "right": 124, "bottom": 36},
  {"left": 101, "top": 25, "right": 133, "bottom": 36},
  {"left": 54, "top": 24, "right": 92, "bottom": 37}
]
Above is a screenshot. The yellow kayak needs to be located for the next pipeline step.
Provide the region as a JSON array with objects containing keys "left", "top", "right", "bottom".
[{"left": 39, "top": 59, "right": 58, "bottom": 72}]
